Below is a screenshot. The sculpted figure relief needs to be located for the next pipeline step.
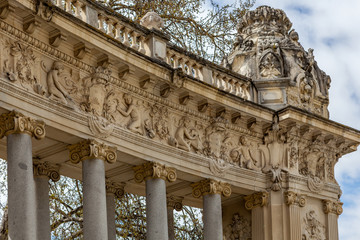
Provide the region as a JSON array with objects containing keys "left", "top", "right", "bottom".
[
  {"left": 223, "top": 213, "right": 251, "bottom": 240},
  {"left": 169, "top": 116, "right": 202, "bottom": 152},
  {"left": 302, "top": 211, "right": 325, "bottom": 240},
  {"left": 230, "top": 136, "right": 267, "bottom": 171},
  {"left": 117, "top": 93, "right": 143, "bottom": 135},
  {"left": 45, "top": 61, "right": 73, "bottom": 105}
]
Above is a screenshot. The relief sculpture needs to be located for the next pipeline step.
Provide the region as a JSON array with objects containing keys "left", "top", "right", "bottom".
[
  {"left": 223, "top": 213, "right": 251, "bottom": 240},
  {"left": 302, "top": 211, "right": 325, "bottom": 240},
  {"left": 169, "top": 116, "right": 202, "bottom": 152}
]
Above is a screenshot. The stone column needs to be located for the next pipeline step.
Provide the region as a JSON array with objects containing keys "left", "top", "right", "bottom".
[
  {"left": 284, "top": 191, "right": 306, "bottom": 240},
  {"left": 0, "top": 110, "right": 46, "bottom": 240},
  {"left": 33, "top": 160, "right": 61, "bottom": 240},
  {"left": 105, "top": 180, "right": 125, "bottom": 240},
  {"left": 166, "top": 195, "right": 184, "bottom": 240},
  {"left": 191, "top": 179, "right": 232, "bottom": 240},
  {"left": 323, "top": 200, "right": 343, "bottom": 240},
  {"left": 133, "top": 162, "right": 177, "bottom": 240},
  {"left": 69, "top": 139, "right": 117, "bottom": 240},
  {"left": 244, "top": 191, "right": 269, "bottom": 240}
]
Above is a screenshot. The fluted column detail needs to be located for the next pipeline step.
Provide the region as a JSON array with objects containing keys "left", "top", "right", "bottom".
[
  {"left": 69, "top": 139, "right": 117, "bottom": 240},
  {"left": 323, "top": 200, "right": 343, "bottom": 240},
  {"left": 191, "top": 179, "right": 231, "bottom": 240},
  {"left": 106, "top": 180, "right": 125, "bottom": 240},
  {"left": 284, "top": 191, "right": 306, "bottom": 240},
  {"left": 133, "top": 162, "right": 176, "bottom": 240},
  {"left": 0, "top": 110, "right": 46, "bottom": 240},
  {"left": 244, "top": 191, "right": 269, "bottom": 240}
]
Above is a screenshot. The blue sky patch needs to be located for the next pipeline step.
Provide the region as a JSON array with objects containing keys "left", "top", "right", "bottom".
[{"left": 287, "top": 5, "right": 312, "bottom": 15}]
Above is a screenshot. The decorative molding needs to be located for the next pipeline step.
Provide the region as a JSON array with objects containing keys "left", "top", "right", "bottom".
[
  {"left": 284, "top": 191, "right": 306, "bottom": 207},
  {"left": 23, "top": 15, "right": 41, "bottom": 34},
  {"left": 167, "top": 195, "right": 183, "bottom": 211},
  {"left": 74, "top": 42, "right": 91, "bottom": 59},
  {"left": 0, "top": 0, "right": 15, "bottom": 19},
  {"left": 33, "top": 160, "right": 60, "bottom": 182},
  {"left": 133, "top": 162, "right": 177, "bottom": 183},
  {"left": 105, "top": 180, "right": 125, "bottom": 198},
  {"left": 322, "top": 200, "right": 343, "bottom": 215},
  {"left": 224, "top": 213, "right": 251, "bottom": 240},
  {"left": 68, "top": 139, "right": 117, "bottom": 164},
  {"left": 191, "top": 179, "right": 231, "bottom": 198},
  {"left": 0, "top": 110, "right": 46, "bottom": 139},
  {"left": 49, "top": 29, "right": 67, "bottom": 47},
  {"left": 244, "top": 191, "right": 269, "bottom": 210}
]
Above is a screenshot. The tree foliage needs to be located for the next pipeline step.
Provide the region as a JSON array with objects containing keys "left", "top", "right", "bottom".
[{"left": 99, "top": 0, "right": 255, "bottom": 63}]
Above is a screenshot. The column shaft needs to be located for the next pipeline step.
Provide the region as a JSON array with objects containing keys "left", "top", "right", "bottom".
[
  {"left": 35, "top": 176, "right": 51, "bottom": 240},
  {"left": 146, "top": 178, "right": 168, "bottom": 240},
  {"left": 167, "top": 207, "right": 175, "bottom": 240},
  {"left": 106, "top": 193, "right": 116, "bottom": 240},
  {"left": 7, "top": 133, "right": 37, "bottom": 239},
  {"left": 83, "top": 158, "right": 108, "bottom": 240},
  {"left": 203, "top": 194, "right": 223, "bottom": 240}
]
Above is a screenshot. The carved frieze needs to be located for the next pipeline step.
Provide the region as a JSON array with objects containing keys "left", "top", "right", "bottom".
[
  {"left": 284, "top": 191, "right": 306, "bottom": 207},
  {"left": 167, "top": 195, "right": 183, "bottom": 211},
  {"left": 223, "top": 213, "right": 251, "bottom": 240},
  {"left": 105, "top": 180, "right": 125, "bottom": 198},
  {"left": 0, "top": 110, "right": 45, "bottom": 139},
  {"left": 68, "top": 139, "right": 117, "bottom": 164},
  {"left": 244, "top": 191, "right": 269, "bottom": 210},
  {"left": 191, "top": 179, "right": 231, "bottom": 198},
  {"left": 33, "top": 160, "right": 60, "bottom": 182},
  {"left": 322, "top": 200, "right": 343, "bottom": 215},
  {"left": 133, "top": 162, "right": 177, "bottom": 183}
]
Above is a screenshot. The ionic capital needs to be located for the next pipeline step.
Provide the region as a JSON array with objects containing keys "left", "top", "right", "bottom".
[
  {"left": 33, "top": 160, "right": 60, "bottom": 182},
  {"left": 105, "top": 180, "right": 125, "bottom": 198},
  {"left": 284, "top": 191, "right": 306, "bottom": 207},
  {"left": 68, "top": 139, "right": 117, "bottom": 164},
  {"left": 244, "top": 191, "right": 269, "bottom": 210},
  {"left": 322, "top": 200, "right": 343, "bottom": 215},
  {"left": 191, "top": 179, "right": 231, "bottom": 198},
  {"left": 167, "top": 195, "right": 184, "bottom": 211},
  {"left": 133, "top": 162, "right": 177, "bottom": 183},
  {"left": 0, "top": 110, "right": 45, "bottom": 139}
]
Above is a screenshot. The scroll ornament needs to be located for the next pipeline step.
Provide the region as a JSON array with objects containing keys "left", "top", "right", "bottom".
[
  {"left": 105, "top": 180, "right": 125, "bottom": 198},
  {"left": 133, "top": 162, "right": 177, "bottom": 183},
  {"left": 191, "top": 179, "right": 231, "bottom": 198},
  {"left": 68, "top": 139, "right": 117, "bottom": 164},
  {"left": 244, "top": 191, "right": 269, "bottom": 210},
  {"left": 322, "top": 200, "right": 343, "bottom": 215},
  {"left": 284, "top": 191, "right": 306, "bottom": 207},
  {"left": 167, "top": 195, "right": 184, "bottom": 211},
  {"left": 33, "top": 160, "right": 60, "bottom": 182},
  {"left": 0, "top": 110, "right": 45, "bottom": 139}
]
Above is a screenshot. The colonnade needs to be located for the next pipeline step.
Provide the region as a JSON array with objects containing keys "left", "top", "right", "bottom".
[{"left": 0, "top": 110, "right": 232, "bottom": 240}]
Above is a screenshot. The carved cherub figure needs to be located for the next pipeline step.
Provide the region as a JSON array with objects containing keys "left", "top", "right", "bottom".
[
  {"left": 47, "top": 61, "right": 72, "bottom": 104},
  {"left": 118, "top": 93, "right": 143, "bottom": 135},
  {"left": 174, "top": 116, "right": 201, "bottom": 152}
]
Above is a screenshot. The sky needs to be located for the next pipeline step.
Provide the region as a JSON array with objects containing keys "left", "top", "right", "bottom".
[{"left": 249, "top": 0, "right": 360, "bottom": 238}]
